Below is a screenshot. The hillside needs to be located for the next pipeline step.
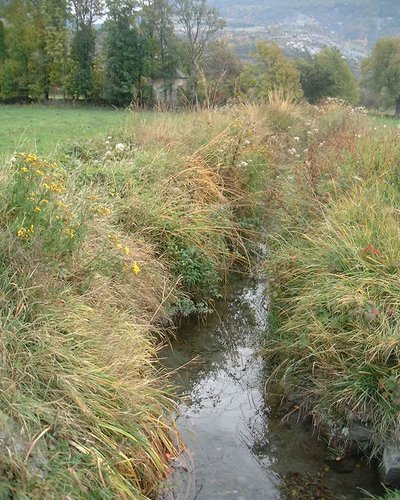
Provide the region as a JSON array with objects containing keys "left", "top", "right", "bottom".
[{"left": 211, "top": 0, "right": 400, "bottom": 66}]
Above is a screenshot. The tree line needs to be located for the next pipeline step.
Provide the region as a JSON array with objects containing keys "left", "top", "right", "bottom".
[
  {"left": 0, "top": 0, "right": 399, "bottom": 114},
  {"left": 0, "top": 0, "right": 225, "bottom": 105},
  {"left": 241, "top": 39, "right": 400, "bottom": 117}
]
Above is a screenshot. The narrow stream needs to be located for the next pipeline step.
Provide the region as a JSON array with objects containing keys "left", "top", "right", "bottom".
[{"left": 159, "top": 275, "right": 383, "bottom": 499}]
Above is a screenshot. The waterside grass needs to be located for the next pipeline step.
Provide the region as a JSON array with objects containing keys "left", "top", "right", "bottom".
[
  {"left": 0, "top": 106, "right": 270, "bottom": 497},
  {"left": 264, "top": 98, "right": 400, "bottom": 454}
]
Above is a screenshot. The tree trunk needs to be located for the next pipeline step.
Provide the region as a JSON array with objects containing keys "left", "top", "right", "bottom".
[{"left": 396, "top": 97, "right": 400, "bottom": 119}]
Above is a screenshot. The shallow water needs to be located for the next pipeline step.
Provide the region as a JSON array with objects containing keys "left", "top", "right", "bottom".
[{"left": 159, "top": 276, "right": 383, "bottom": 499}]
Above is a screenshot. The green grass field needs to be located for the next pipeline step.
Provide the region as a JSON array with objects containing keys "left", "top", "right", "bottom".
[
  {"left": 370, "top": 113, "right": 400, "bottom": 128},
  {"left": 0, "top": 104, "right": 130, "bottom": 154}
]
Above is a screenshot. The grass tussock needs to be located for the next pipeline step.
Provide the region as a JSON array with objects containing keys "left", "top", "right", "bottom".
[
  {"left": 265, "top": 97, "right": 400, "bottom": 451},
  {"left": 0, "top": 107, "right": 271, "bottom": 497}
]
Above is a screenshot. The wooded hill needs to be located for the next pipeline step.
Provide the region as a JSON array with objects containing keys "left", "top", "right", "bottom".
[{"left": 211, "top": 0, "right": 400, "bottom": 45}]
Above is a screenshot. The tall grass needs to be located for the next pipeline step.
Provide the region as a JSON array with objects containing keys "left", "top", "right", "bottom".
[
  {"left": 265, "top": 98, "right": 400, "bottom": 452},
  {"left": 0, "top": 107, "right": 270, "bottom": 497}
]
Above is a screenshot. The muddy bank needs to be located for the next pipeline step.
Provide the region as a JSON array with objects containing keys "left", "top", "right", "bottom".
[{"left": 159, "top": 275, "right": 383, "bottom": 499}]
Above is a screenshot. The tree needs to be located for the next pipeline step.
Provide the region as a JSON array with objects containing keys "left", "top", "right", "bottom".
[
  {"left": 0, "top": 0, "right": 39, "bottom": 101},
  {"left": 41, "top": 0, "right": 70, "bottom": 95},
  {"left": 140, "top": 0, "right": 178, "bottom": 80},
  {"left": 297, "top": 57, "right": 333, "bottom": 104},
  {"left": 362, "top": 37, "right": 400, "bottom": 117},
  {"left": 0, "top": 20, "right": 6, "bottom": 62},
  {"left": 0, "top": 0, "right": 69, "bottom": 100},
  {"left": 201, "top": 40, "right": 242, "bottom": 104},
  {"left": 240, "top": 41, "right": 303, "bottom": 100},
  {"left": 104, "top": 0, "right": 146, "bottom": 106},
  {"left": 172, "top": 0, "right": 224, "bottom": 98},
  {"left": 68, "top": 0, "right": 104, "bottom": 98},
  {"left": 298, "top": 48, "right": 359, "bottom": 104},
  {"left": 203, "top": 40, "right": 242, "bottom": 82}
]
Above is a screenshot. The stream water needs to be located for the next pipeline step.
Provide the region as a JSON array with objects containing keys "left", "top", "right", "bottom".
[{"left": 159, "top": 275, "right": 384, "bottom": 499}]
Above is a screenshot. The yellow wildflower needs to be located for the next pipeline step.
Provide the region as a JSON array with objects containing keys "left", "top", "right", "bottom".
[
  {"left": 17, "top": 224, "right": 34, "bottom": 241},
  {"left": 34, "top": 206, "right": 41, "bottom": 212},
  {"left": 98, "top": 206, "right": 111, "bottom": 217},
  {"left": 125, "top": 246, "right": 130, "bottom": 255},
  {"left": 49, "top": 182, "right": 65, "bottom": 194},
  {"left": 35, "top": 169, "right": 45, "bottom": 176},
  {"left": 66, "top": 228, "right": 76, "bottom": 239},
  {"left": 40, "top": 199, "right": 49, "bottom": 205},
  {"left": 132, "top": 262, "right": 140, "bottom": 275},
  {"left": 26, "top": 154, "right": 37, "bottom": 163},
  {"left": 116, "top": 243, "right": 122, "bottom": 250},
  {"left": 20, "top": 167, "right": 29, "bottom": 173}
]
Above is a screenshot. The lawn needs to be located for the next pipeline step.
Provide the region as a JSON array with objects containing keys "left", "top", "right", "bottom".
[{"left": 0, "top": 103, "right": 130, "bottom": 155}]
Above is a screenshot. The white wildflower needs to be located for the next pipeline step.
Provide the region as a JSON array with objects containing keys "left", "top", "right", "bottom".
[{"left": 115, "top": 143, "right": 125, "bottom": 152}]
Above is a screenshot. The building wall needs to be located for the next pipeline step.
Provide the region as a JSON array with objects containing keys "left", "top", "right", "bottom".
[{"left": 152, "top": 78, "right": 188, "bottom": 106}]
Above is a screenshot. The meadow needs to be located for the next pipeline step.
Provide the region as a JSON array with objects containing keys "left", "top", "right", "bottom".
[
  {"left": 1, "top": 100, "right": 400, "bottom": 498},
  {"left": 0, "top": 104, "right": 129, "bottom": 154}
]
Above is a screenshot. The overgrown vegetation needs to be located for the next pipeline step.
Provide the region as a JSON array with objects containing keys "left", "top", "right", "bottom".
[
  {"left": 0, "top": 106, "right": 270, "bottom": 497},
  {"left": 264, "top": 97, "right": 400, "bottom": 453},
  {"left": 2, "top": 91, "right": 400, "bottom": 497}
]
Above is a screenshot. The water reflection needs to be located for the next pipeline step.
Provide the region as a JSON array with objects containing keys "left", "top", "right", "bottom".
[{"left": 159, "top": 276, "right": 382, "bottom": 500}]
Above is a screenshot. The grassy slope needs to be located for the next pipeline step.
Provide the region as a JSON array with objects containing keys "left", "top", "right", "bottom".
[
  {"left": 0, "top": 104, "right": 129, "bottom": 155},
  {"left": 0, "top": 105, "right": 270, "bottom": 498},
  {"left": 264, "top": 98, "right": 400, "bottom": 454}
]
